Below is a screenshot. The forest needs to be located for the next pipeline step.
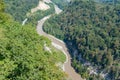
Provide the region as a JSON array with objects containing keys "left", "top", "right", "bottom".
[
  {"left": 43, "top": 0, "right": 120, "bottom": 79},
  {"left": 51, "top": 0, "right": 68, "bottom": 9},
  {"left": 0, "top": 0, "right": 66, "bottom": 80},
  {"left": 4, "top": 0, "right": 55, "bottom": 26},
  {"left": 4, "top": 0, "right": 39, "bottom": 22},
  {"left": 26, "top": 3, "right": 55, "bottom": 27}
]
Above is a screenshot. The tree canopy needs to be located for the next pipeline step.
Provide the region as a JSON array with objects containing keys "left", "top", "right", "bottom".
[
  {"left": 43, "top": 0, "right": 120, "bottom": 79},
  {"left": 0, "top": 1, "right": 66, "bottom": 80}
]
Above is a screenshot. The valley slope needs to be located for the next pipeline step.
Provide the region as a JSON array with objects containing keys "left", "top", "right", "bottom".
[
  {"left": 0, "top": 0, "right": 66, "bottom": 80},
  {"left": 43, "top": 0, "right": 120, "bottom": 80}
]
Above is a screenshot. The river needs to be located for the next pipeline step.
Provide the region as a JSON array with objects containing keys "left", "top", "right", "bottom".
[
  {"left": 21, "top": 0, "right": 83, "bottom": 79},
  {"left": 36, "top": 2, "right": 83, "bottom": 80}
]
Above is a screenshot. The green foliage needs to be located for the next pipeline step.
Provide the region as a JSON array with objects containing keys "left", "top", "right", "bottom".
[
  {"left": 0, "top": 1, "right": 65, "bottom": 79},
  {"left": 71, "top": 58, "right": 89, "bottom": 79},
  {"left": 43, "top": 0, "right": 120, "bottom": 79},
  {"left": 50, "top": 46, "right": 66, "bottom": 63},
  {"left": 4, "top": 0, "right": 55, "bottom": 27},
  {"left": 51, "top": 0, "right": 68, "bottom": 9},
  {"left": 0, "top": 21, "right": 65, "bottom": 80},
  {"left": 27, "top": 3, "right": 55, "bottom": 27},
  {"left": 0, "top": 0, "right": 4, "bottom": 12},
  {"left": 4, "top": 0, "right": 39, "bottom": 22},
  {"left": 109, "top": 66, "right": 120, "bottom": 80}
]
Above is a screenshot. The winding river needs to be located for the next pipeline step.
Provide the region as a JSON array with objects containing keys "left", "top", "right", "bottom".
[{"left": 36, "top": 4, "right": 83, "bottom": 80}]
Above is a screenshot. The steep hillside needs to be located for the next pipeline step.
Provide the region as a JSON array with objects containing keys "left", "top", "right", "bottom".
[
  {"left": 43, "top": 0, "right": 120, "bottom": 79},
  {"left": 4, "top": 0, "right": 54, "bottom": 25},
  {"left": 0, "top": 1, "right": 65, "bottom": 80},
  {"left": 4, "top": 0, "right": 39, "bottom": 22},
  {"left": 4, "top": 0, "right": 69, "bottom": 26}
]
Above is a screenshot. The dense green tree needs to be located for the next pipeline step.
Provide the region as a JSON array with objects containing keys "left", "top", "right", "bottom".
[
  {"left": 0, "top": 0, "right": 4, "bottom": 12},
  {"left": 4, "top": 0, "right": 39, "bottom": 22},
  {"left": 43, "top": 0, "right": 120, "bottom": 79},
  {"left": 0, "top": 1, "right": 66, "bottom": 80},
  {"left": 51, "top": 0, "right": 69, "bottom": 9}
]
